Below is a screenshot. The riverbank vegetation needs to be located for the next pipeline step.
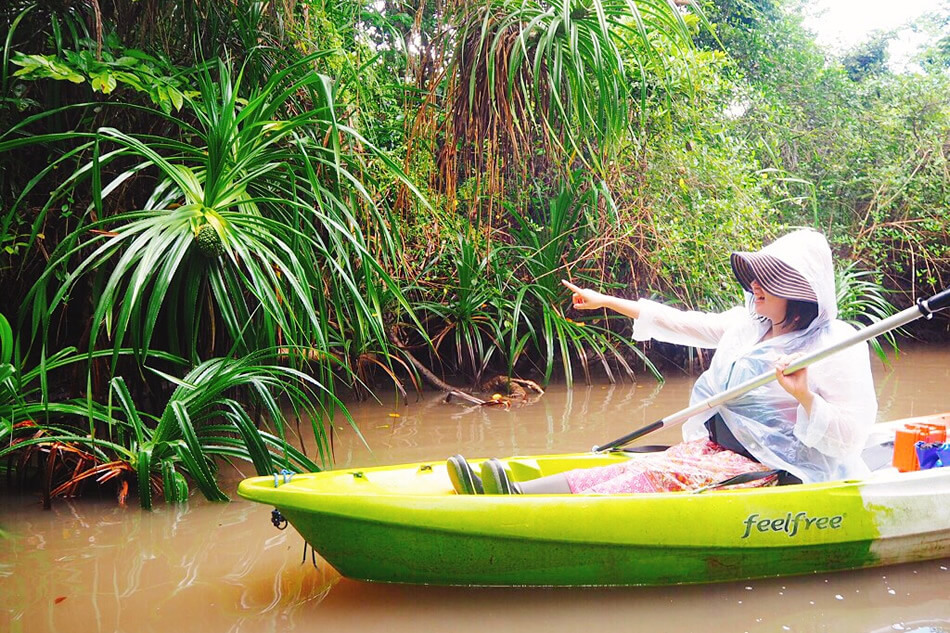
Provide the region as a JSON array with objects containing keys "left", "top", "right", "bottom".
[{"left": 1, "top": 0, "right": 948, "bottom": 507}]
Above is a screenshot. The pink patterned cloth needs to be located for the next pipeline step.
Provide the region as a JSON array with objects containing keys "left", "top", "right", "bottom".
[{"left": 564, "top": 439, "right": 776, "bottom": 494}]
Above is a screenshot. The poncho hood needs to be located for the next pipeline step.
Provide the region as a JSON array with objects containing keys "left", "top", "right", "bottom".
[{"left": 737, "top": 228, "right": 837, "bottom": 326}]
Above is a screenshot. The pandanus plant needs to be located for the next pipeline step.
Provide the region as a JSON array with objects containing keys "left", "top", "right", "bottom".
[
  {"left": 415, "top": 233, "right": 511, "bottom": 385},
  {"left": 2, "top": 310, "right": 335, "bottom": 509},
  {"left": 436, "top": 0, "right": 703, "bottom": 201},
  {"left": 0, "top": 52, "right": 428, "bottom": 505},
  {"left": 0, "top": 350, "right": 333, "bottom": 509},
  {"left": 18, "top": 54, "right": 422, "bottom": 385},
  {"left": 835, "top": 262, "right": 901, "bottom": 362}
]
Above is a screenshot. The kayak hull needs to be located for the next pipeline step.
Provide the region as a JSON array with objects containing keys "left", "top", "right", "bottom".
[
  {"left": 275, "top": 502, "right": 881, "bottom": 586},
  {"left": 238, "top": 436, "right": 950, "bottom": 586}
]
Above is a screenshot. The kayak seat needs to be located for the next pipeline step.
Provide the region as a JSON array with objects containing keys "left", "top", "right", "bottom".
[{"left": 862, "top": 441, "right": 895, "bottom": 472}]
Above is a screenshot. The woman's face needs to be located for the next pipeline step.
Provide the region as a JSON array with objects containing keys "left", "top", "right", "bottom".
[{"left": 750, "top": 280, "right": 788, "bottom": 324}]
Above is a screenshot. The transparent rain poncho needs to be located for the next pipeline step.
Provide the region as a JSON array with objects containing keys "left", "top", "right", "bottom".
[{"left": 632, "top": 230, "right": 877, "bottom": 483}]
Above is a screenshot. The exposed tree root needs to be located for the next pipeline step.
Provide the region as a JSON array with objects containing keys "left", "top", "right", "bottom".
[{"left": 388, "top": 326, "right": 544, "bottom": 408}]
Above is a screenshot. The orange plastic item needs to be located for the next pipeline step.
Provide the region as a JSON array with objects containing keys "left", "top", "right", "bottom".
[{"left": 893, "top": 423, "right": 948, "bottom": 472}]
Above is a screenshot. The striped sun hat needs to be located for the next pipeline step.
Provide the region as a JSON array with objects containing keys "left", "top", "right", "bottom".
[{"left": 730, "top": 250, "right": 818, "bottom": 303}]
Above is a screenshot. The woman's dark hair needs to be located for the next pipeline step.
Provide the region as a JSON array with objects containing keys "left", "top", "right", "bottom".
[{"left": 779, "top": 299, "right": 819, "bottom": 331}]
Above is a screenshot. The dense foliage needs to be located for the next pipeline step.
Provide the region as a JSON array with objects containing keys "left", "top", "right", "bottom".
[{"left": 1, "top": 0, "right": 947, "bottom": 507}]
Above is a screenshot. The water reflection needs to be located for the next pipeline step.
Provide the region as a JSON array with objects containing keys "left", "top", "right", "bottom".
[
  {"left": 2, "top": 344, "right": 950, "bottom": 632},
  {"left": 333, "top": 379, "right": 690, "bottom": 468},
  {"left": 0, "top": 499, "right": 341, "bottom": 632}
]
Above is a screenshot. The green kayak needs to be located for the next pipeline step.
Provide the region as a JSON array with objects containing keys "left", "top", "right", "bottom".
[{"left": 237, "top": 413, "right": 950, "bottom": 586}]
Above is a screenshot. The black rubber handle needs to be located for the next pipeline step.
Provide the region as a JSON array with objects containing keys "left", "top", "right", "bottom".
[{"left": 921, "top": 286, "right": 950, "bottom": 314}]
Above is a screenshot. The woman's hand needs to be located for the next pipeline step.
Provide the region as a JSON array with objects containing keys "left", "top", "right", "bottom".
[
  {"left": 561, "top": 280, "right": 643, "bottom": 319},
  {"left": 561, "top": 280, "right": 608, "bottom": 310},
  {"left": 775, "top": 353, "right": 815, "bottom": 414}
]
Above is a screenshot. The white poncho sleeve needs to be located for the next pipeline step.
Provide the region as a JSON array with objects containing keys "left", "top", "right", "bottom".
[{"left": 631, "top": 299, "right": 749, "bottom": 349}]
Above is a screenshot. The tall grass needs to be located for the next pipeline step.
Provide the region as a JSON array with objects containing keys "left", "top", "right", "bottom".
[
  {"left": 504, "top": 179, "right": 660, "bottom": 385},
  {"left": 835, "top": 262, "right": 901, "bottom": 363}
]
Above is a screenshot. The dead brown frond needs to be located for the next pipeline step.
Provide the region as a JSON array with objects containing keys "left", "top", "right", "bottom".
[{"left": 6, "top": 422, "right": 134, "bottom": 507}]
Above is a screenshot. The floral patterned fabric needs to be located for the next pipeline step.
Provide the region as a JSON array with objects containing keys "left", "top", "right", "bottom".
[{"left": 563, "top": 440, "right": 776, "bottom": 494}]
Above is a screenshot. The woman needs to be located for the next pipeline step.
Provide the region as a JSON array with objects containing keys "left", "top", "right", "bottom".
[{"left": 447, "top": 229, "right": 878, "bottom": 495}]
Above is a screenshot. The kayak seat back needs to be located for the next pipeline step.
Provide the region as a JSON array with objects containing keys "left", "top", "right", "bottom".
[{"left": 863, "top": 440, "right": 895, "bottom": 471}]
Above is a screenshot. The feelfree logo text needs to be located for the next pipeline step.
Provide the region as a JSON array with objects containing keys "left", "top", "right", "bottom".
[{"left": 741, "top": 512, "right": 843, "bottom": 538}]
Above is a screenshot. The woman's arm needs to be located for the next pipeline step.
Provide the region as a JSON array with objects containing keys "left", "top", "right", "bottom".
[
  {"left": 789, "top": 327, "right": 878, "bottom": 459},
  {"left": 561, "top": 279, "right": 745, "bottom": 349}
]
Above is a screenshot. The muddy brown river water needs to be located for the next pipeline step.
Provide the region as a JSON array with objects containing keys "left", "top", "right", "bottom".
[{"left": 2, "top": 344, "right": 949, "bottom": 632}]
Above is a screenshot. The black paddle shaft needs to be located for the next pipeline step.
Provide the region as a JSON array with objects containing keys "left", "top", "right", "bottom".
[
  {"left": 594, "top": 421, "right": 664, "bottom": 453},
  {"left": 593, "top": 285, "right": 950, "bottom": 453}
]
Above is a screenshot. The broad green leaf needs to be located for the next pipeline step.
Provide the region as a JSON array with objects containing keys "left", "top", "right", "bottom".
[
  {"left": 11, "top": 53, "right": 85, "bottom": 83},
  {"left": 90, "top": 71, "right": 117, "bottom": 94}
]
